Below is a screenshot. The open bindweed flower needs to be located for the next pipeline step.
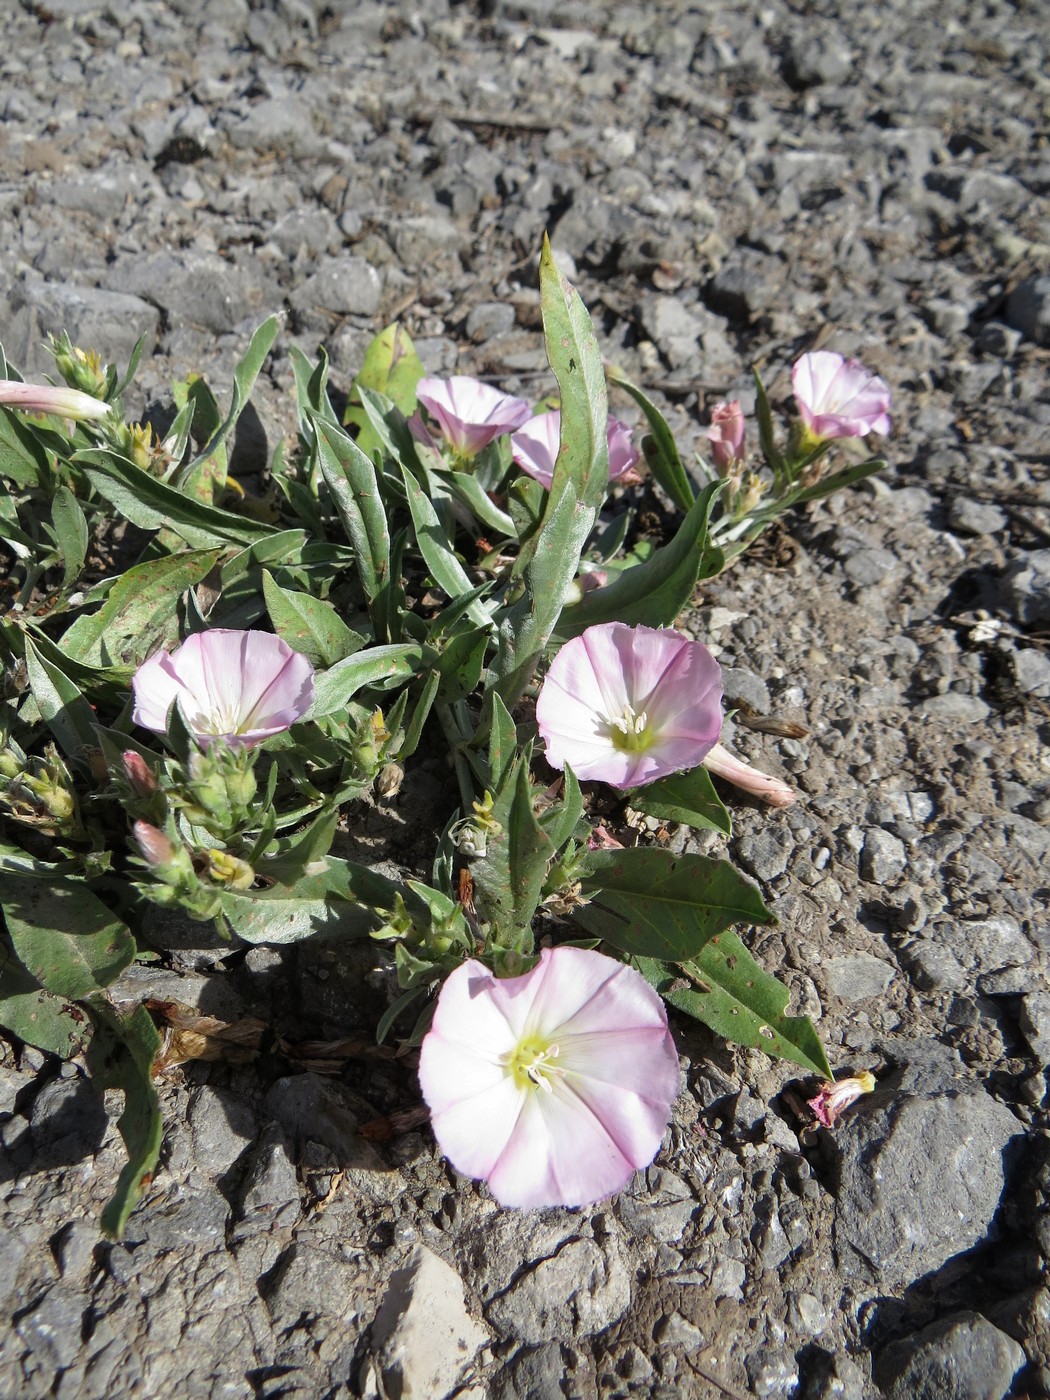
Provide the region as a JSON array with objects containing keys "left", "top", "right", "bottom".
[
  {"left": 511, "top": 409, "right": 640, "bottom": 489},
  {"left": 419, "top": 946, "right": 680, "bottom": 1208},
  {"left": 536, "top": 622, "right": 723, "bottom": 789},
  {"left": 415, "top": 375, "right": 531, "bottom": 459},
  {"left": 703, "top": 741, "right": 796, "bottom": 808},
  {"left": 791, "top": 351, "right": 891, "bottom": 443},
  {"left": 706, "top": 400, "right": 746, "bottom": 474},
  {"left": 132, "top": 629, "right": 314, "bottom": 747},
  {"left": 0, "top": 378, "right": 110, "bottom": 422}
]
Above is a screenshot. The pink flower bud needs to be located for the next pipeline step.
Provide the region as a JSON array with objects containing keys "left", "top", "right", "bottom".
[
  {"left": 133, "top": 820, "right": 176, "bottom": 867},
  {"left": 706, "top": 400, "right": 746, "bottom": 474},
  {"left": 702, "top": 742, "right": 796, "bottom": 807},
  {"left": 122, "top": 751, "right": 158, "bottom": 798},
  {"left": 0, "top": 379, "right": 110, "bottom": 422}
]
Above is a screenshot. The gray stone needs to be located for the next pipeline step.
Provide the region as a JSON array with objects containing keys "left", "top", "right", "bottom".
[
  {"left": 953, "top": 915, "right": 1034, "bottom": 975},
  {"left": 843, "top": 548, "right": 897, "bottom": 586},
  {"left": 107, "top": 249, "right": 277, "bottom": 335},
  {"left": 832, "top": 1089, "right": 1022, "bottom": 1288},
  {"left": 15, "top": 1284, "right": 84, "bottom": 1371},
  {"left": 947, "top": 496, "right": 1008, "bottom": 535},
  {"left": 492, "top": 1343, "right": 566, "bottom": 1400},
  {"left": 705, "top": 249, "right": 784, "bottom": 324},
  {"left": 4, "top": 277, "right": 160, "bottom": 373},
  {"left": 1014, "top": 646, "right": 1050, "bottom": 697},
  {"left": 746, "top": 1346, "right": 801, "bottom": 1397},
  {"left": 901, "top": 940, "right": 968, "bottom": 992},
  {"left": 722, "top": 666, "right": 772, "bottom": 714},
  {"left": 875, "top": 1311, "right": 1025, "bottom": 1400},
  {"left": 289, "top": 255, "right": 382, "bottom": 318},
  {"left": 187, "top": 1085, "right": 256, "bottom": 1178},
  {"left": 782, "top": 33, "right": 852, "bottom": 88},
  {"left": 616, "top": 1169, "right": 697, "bottom": 1243},
  {"left": 466, "top": 302, "right": 516, "bottom": 342},
  {"left": 1019, "top": 991, "right": 1050, "bottom": 1066},
  {"left": 485, "top": 1235, "right": 630, "bottom": 1341},
  {"left": 224, "top": 96, "right": 324, "bottom": 158},
  {"left": 736, "top": 829, "right": 792, "bottom": 882},
  {"left": 922, "top": 692, "right": 992, "bottom": 723},
  {"left": 1000, "top": 549, "right": 1050, "bottom": 626},
  {"left": 1005, "top": 274, "right": 1050, "bottom": 347},
  {"left": 238, "top": 1124, "right": 301, "bottom": 1213},
  {"left": 825, "top": 953, "right": 896, "bottom": 1001},
  {"left": 861, "top": 828, "right": 908, "bottom": 883},
  {"left": 264, "top": 1239, "right": 366, "bottom": 1329},
  {"left": 369, "top": 1245, "right": 489, "bottom": 1400}
]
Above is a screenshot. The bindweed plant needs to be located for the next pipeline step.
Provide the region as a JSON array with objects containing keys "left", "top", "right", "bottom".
[{"left": 0, "top": 238, "right": 888, "bottom": 1228}]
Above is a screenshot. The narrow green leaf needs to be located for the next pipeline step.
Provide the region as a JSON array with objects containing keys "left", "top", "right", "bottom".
[
  {"left": 344, "top": 322, "right": 425, "bottom": 458},
  {"left": 0, "top": 944, "right": 89, "bottom": 1058},
  {"left": 557, "top": 481, "right": 725, "bottom": 636},
  {"left": 399, "top": 668, "right": 441, "bottom": 758},
  {"left": 487, "top": 692, "right": 518, "bottom": 792},
  {"left": 471, "top": 758, "right": 553, "bottom": 944},
  {"left": 308, "top": 643, "right": 425, "bottom": 718},
  {"left": 629, "top": 765, "right": 732, "bottom": 836},
  {"left": 290, "top": 343, "right": 338, "bottom": 428},
  {"left": 788, "top": 457, "right": 887, "bottom": 507},
  {"left": 607, "top": 368, "right": 696, "bottom": 512},
  {"left": 434, "top": 626, "right": 489, "bottom": 704},
  {"left": 312, "top": 415, "right": 393, "bottom": 631},
  {"left": 492, "top": 237, "right": 609, "bottom": 704},
  {"left": 637, "top": 934, "right": 832, "bottom": 1077},
  {"left": 575, "top": 847, "right": 773, "bottom": 961},
  {"left": 262, "top": 570, "right": 365, "bottom": 667},
  {"left": 23, "top": 635, "right": 100, "bottom": 760},
  {"left": 60, "top": 549, "right": 221, "bottom": 665},
  {"left": 218, "top": 856, "right": 399, "bottom": 944},
  {"left": 2, "top": 874, "right": 135, "bottom": 998},
  {"left": 444, "top": 470, "right": 517, "bottom": 539},
  {"left": 538, "top": 765, "right": 585, "bottom": 854},
  {"left": 77, "top": 447, "right": 277, "bottom": 547},
  {"left": 0, "top": 406, "right": 48, "bottom": 488},
  {"left": 186, "top": 314, "right": 281, "bottom": 477},
  {"left": 88, "top": 1000, "right": 164, "bottom": 1238},
  {"left": 111, "top": 332, "right": 149, "bottom": 398},
  {"left": 753, "top": 367, "right": 786, "bottom": 485},
  {"left": 399, "top": 466, "right": 493, "bottom": 628},
  {"left": 50, "top": 485, "right": 89, "bottom": 588},
  {"left": 257, "top": 807, "right": 339, "bottom": 883}
]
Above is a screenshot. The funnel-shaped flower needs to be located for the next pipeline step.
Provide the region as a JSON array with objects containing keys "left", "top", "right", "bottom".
[
  {"left": 419, "top": 946, "right": 680, "bottom": 1208},
  {"left": 0, "top": 378, "right": 109, "bottom": 422},
  {"left": 416, "top": 375, "right": 531, "bottom": 458},
  {"left": 536, "top": 623, "right": 723, "bottom": 789},
  {"left": 511, "top": 410, "right": 640, "bottom": 489},
  {"left": 133, "top": 629, "right": 314, "bottom": 747},
  {"left": 706, "top": 400, "right": 746, "bottom": 474},
  {"left": 703, "top": 742, "right": 796, "bottom": 807},
  {"left": 791, "top": 352, "right": 891, "bottom": 441}
]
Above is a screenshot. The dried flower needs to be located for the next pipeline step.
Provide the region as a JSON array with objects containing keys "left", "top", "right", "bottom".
[
  {"left": 511, "top": 409, "right": 640, "bottom": 489},
  {"left": 132, "top": 629, "right": 314, "bottom": 748},
  {"left": 703, "top": 742, "right": 796, "bottom": 808},
  {"left": 416, "top": 376, "right": 531, "bottom": 458},
  {"left": 536, "top": 622, "right": 723, "bottom": 789},
  {"left": 792, "top": 352, "right": 891, "bottom": 442},
  {"left": 0, "top": 378, "right": 109, "bottom": 422},
  {"left": 419, "top": 946, "right": 680, "bottom": 1208},
  {"left": 807, "top": 1071, "right": 876, "bottom": 1128},
  {"left": 706, "top": 400, "right": 746, "bottom": 474}
]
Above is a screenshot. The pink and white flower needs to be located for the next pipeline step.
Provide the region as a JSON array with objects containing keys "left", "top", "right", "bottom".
[
  {"left": 419, "top": 946, "right": 680, "bottom": 1209},
  {"left": 416, "top": 375, "right": 531, "bottom": 458},
  {"left": 536, "top": 622, "right": 723, "bottom": 789},
  {"left": 791, "top": 351, "right": 891, "bottom": 441},
  {"left": 511, "top": 410, "right": 640, "bottom": 490},
  {"left": 706, "top": 400, "right": 746, "bottom": 474},
  {"left": 807, "top": 1071, "right": 876, "bottom": 1128},
  {"left": 702, "top": 742, "right": 796, "bottom": 808},
  {"left": 0, "top": 378, "right": 109, "bottom": 422},
  {"left": 132, "top": 629, "right": 315, "bottom": 747}
]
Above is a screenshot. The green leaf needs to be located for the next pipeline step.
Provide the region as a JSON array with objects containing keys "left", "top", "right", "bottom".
[
  {"left": 262, "top": 570, "right": 365, "bottom": 667},
  {"left": 290, "top": 343, "right": 338, "bottom": 428},
  {"left": 60, "top": 549, "right": 221, "bottom": 666},
  {"left": 399, "top": 466, "right": 493, "bottom": 628},
  {"left": 218, "top": 856, "right": 399, "bottom": 943},
  {"left": 77, "top": 447, "right": 277, "bottom": 548},
  {"left": 0, "top": 944, "right": 89, "bottom": 1058},
  {"left": 607, "top": 368, "right": 696, "bottom": 512},
  {"left": 491, "top": 237, "right": 609, "bottom": 705},
  {"left": 312, "top": 415, "right": 394, "bottom": 637},
  {"left": 575, "top": 847, "right": 773, "bottom": 961},
  {"left": 636, "top": 933, "right": 832, "bottom": 1077},
  {"left": 556, "top": 480, "right": 724, "bottom": 635},
  {"left": 23, "top": 634, "right": 100, "bottom": 760},
  {"left": 471, "top": 758, "right": 554, "bottom": 945},
  {"left": 50, "top": 485, "right": 89, "bottom": 587},
  {"left": 88, "top": 1000, "right": 164, "bottom": 1238},
  {"left": 434, "top": 626, "right": 489, "bottom": 704},
  {"left": 787, "top": 457, "right": 887, "bottom": 507},
  {"left": 309, "top": 643, "right": 425, "bottom": 718},
  {"left": 0, "top": 404, "right": 49, "bottom": 488},
  {"left": 629, "top": 765, "right": 732, "bottom": 836},
  {"left": 444, "top": 470, "right": 517, "bottom": 539},
  {"left": 753, "top": 366, "right": 786, "bottom": 486},
  {"left": 399, "top": 669, "right": 441, "bottom": 758},
  {"left": 185, "top": 314, "right": 281, "bottom": 479},
  {"left": 1, "top": 874, "right": 135, "bottom": 998},
  {"left": 257, "top": 807, "right": 339, "bottom": 884},
  {"left": 487, "top": 692, "right": 518, "bottom": 792},
  {"left": 344, "top": 322, "right": 425, "bottom": 458},
  {"left": 538, "top": 765, "right": 584, "bottom": 853}
]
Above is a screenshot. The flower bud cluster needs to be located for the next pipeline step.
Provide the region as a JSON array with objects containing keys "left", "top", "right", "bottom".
[{"left": 0, "top": 742, "right": 85, "bottom": 840}]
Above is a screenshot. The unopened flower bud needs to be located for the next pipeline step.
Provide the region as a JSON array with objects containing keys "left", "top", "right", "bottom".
[
  {"left": 134, "top": 821, "right": 181, "bottom": 871},
  {"left": 0, "top": 378, "right": 109, "bottom": 423},
  {"left": 375, "top": 762, "right": 404, "bottom": 798},
  {"left": 48, "top": 333, "right": 110, "bottom": 397},
  {"left": 207, "top": 849, "right": 255, "bottom": 890},
  {"left": 707, "top": 400, "right": 746, "bottom": 475},
  {"left": 122, "top": 750, "right": 159, "bottom": 798},
  {"left": 807, "top": 1071, "right": 876, "bottom": 1129}
]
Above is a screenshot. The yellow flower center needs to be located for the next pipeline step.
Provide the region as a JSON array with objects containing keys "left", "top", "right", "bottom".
[
  {"left": 503, "top": 1035, "right": 565, "bottom": 1094},
  {"left": 606, "top": 703, "right": 652, "bottom": 753}
]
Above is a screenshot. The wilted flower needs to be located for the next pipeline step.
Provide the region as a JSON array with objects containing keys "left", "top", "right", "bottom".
[
  {"left": 706, "top": 400, "right": 746, "bottom": 474},
  {"left": 511, "top": 410, "right": 640, "bottom": 489},
  {"left": 132, "top": 629, "right": 314, "bottom": 747},
  {"left": 703, "top": 742, "right": 796, "bottom": 808},
  {"left": 807, "top": 1071, "right": 876, "bottom": 1128},
  {"left": 536, "top": 622, "right": 723, "bottom": 789},
  {"left": 0, "top": 378, "right": 109, "bottom": 422},
  {"left": 419, "top": 946, "right": 680, "bottom": 1208},
  {"left": 416, "top": 375, "right": 531, "bottom": 458},
  {"left": 791, "top": 352, "right": 891, "bottom": 442}
]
